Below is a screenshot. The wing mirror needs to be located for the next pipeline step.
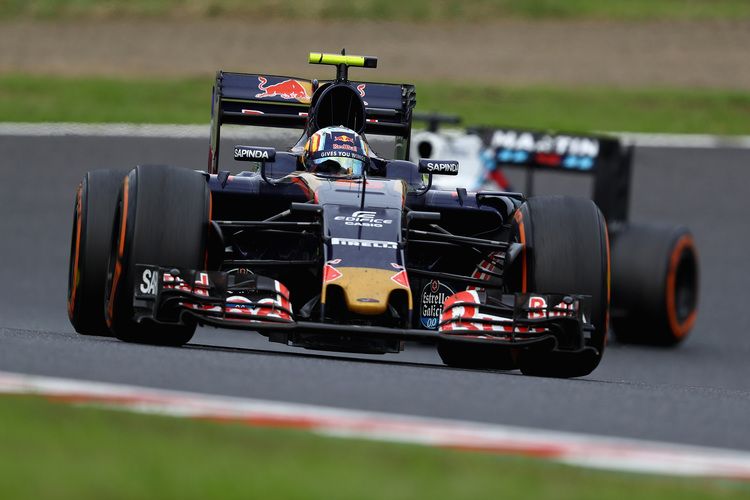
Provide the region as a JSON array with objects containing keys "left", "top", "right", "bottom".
[
  {"left": 234, "top": 145, "right": 276, "bottom": 163},
  {"left": 233, "top": 145, "right": 277, "bottom": 184},
  {"left": 418, "top": 159, "right": 459, "bottom": 176},
  {"left": 415, "top": 159, "right": 459, "bottom": 195}
]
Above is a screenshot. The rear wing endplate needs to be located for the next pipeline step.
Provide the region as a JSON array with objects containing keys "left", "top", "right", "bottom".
[{"left": 472, "top": 128, "right": 634, "bottom": 224}]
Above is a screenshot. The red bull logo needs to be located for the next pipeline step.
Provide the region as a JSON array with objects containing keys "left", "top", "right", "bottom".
[
  {"left": 255, "top": 76, "right": 311, "bottom": 103},
  {"left": 334, "top": 135, "right": 354, "bottom": 143}
]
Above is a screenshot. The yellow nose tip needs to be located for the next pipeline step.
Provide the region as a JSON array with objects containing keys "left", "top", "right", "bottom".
[{"left": 323, "top": 267, "right": 411, "bottom": 315}]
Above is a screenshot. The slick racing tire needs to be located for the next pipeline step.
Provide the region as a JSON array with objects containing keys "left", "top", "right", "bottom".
[
  {"left": 514, "top": 196, "right": 610, "bottom": 378},
  {"left": 105, "top": 165, "right": 210, "bottom": 346},
  {"left": 68, "top": 169, "right": 128, "bottom": 336},
  {"left": 610, "top": 224, "right": 698, "bottom": 346},
  {"left": 437, "top": 341, "right": 517, "bottom": 371}
]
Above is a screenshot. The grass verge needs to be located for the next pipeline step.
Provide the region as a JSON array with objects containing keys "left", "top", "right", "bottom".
[
  {"left": 0, "top": 395, "right": 747, "bottom": 499},
  {"left": 2, "top": 0, "right": 750, "bottom": 21},
  {"left": 2, "top": 74, "right": 750, "bottom": 135}
]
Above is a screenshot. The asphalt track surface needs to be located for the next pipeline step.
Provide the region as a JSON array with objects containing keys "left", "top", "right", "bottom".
[{"left": 1, "top": 133, "right": 749, "bottom": 451}]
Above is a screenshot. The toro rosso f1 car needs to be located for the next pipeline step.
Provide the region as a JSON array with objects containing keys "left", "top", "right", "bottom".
[
  {"left": 411, "top": 115, "right": 699, "bottom": 346},
  {"left": 68, "top": 52, "right": 610, "bottom": 377}
]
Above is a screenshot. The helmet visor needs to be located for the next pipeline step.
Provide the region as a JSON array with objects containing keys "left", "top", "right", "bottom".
[{"left": 309, "top": 154, "right": 365, "bottom": 177}]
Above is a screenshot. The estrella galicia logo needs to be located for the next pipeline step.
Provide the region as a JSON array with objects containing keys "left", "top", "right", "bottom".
[{"left": 420, "top": 280, "right": 455, "bottom": 329}]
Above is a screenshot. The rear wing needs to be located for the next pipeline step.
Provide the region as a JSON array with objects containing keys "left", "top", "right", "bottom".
[
  {"left": 473, "top": 128, "right": 634, "bottom": 224},
  {"left": 209, "top": 71, "right": 416, "bottom": 172}
]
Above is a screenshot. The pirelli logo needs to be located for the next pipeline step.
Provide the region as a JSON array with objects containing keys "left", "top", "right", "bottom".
[{"left": 331, "top": 237, "right": 398, "bottom": 249}]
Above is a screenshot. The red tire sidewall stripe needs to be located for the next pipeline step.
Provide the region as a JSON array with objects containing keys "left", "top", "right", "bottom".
[
  {"left": 67, "top": 182, "right": 85, "bottom": 319},
  {"left": 106, "top": 175, "right": 130, "bottom": 328},
  {"left": 602, "top": 214, "right": 611, "bottom": 345},
  {"left": 666, "top": 234, "right": 698, "bottom": 339},
  {"left": 514, "top": 209, "right": 528, "bottom": 293}
]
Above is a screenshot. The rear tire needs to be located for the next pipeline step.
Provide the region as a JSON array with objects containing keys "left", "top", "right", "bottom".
[
  {"left": 610, "top": 224, "right": 698, "bottom": 346},
  {"left": 105, "top": 165, "right": 210, "bottom": 346},
  {"left": 513, "top": 196, "right": 610, "bottom": 378},
  {"left": 67, "top": 169, "right": 128, "bottom": 336}
]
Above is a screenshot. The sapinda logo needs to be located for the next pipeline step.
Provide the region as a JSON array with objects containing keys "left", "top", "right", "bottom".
[
  {"left": 140, "top": 269, "right": 159, "bottom": 296},
  {"left": 234, "top": 147, "right": 272, "bottom": 160},
  {"left": 334, "top": 210, "right": 393, "bottom": 228},
  {"left": 424, "top": 162, "right": 458, "bottom": 174}
]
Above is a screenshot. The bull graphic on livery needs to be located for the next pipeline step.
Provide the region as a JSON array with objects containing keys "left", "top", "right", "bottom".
[{"left": 255, "top": 76, "right": 311, "bottom": 102}]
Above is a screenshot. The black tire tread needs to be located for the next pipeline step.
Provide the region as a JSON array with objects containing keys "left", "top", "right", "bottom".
[
  {"left": 68, "top": 169, "right": 128, "bottom": 336},
  {"left": 610, "top": 224, "right": 698, "bottom": 346},
  {"left": 106, "top": 165, "right": 209, "bottom": 346},
  {"left": 516, "top": 196, "right": 609, "bottom": 378}
]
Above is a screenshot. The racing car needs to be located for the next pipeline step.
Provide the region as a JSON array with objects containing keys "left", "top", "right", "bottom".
[
  {"left": 411, "top": 115, "right": 699, "bottom": 346},
  {"left": 68, "top": 52, "right": 610, "bottom": 378}
]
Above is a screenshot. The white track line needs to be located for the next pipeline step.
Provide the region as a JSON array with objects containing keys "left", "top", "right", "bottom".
[
  {"left": 611, "top": 131, "right": 750, "bottom": 149},
  {"left": 1, "top": 370, "right": 749, "bottom": 481},
  {"left": 0, "top": 123, "right": 298, "bottom": 141},
  {"left": 1, "top": 122, "right": 750, "bottom": 149}
]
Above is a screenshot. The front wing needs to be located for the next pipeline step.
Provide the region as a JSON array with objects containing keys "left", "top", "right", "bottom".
[{"left": 132, "top": 265, "right": 597, "bottom": 353}]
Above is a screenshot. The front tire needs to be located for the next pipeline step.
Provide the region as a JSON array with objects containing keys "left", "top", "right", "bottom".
[
  {"left": 437, "top": 342, "right": 517, "bottom": 370},
  {"left": 513, "top": 196, "right": 610, "bottom": 378},
  {"left": 68, "top": 169, "right": 128, "bottom": 336},
  {"left": 105, "top": 165, "right": 210, "bottom": 346}
]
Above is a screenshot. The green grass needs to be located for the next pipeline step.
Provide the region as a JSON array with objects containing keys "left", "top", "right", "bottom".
[
  {"left": 1, "top": 0, "right": 750, "bottom": 21},
  {"left": 0, "top": 395, "right": 747, "bottom": 499},
  {"left": 0, "top": 74, "right": 211, "bottom": 124},
  {"left": 419, "top": 84, "right": 750, "bottom": 135},
  {"left": 2, "top": 74, "right": 750, "bottom": 135}
]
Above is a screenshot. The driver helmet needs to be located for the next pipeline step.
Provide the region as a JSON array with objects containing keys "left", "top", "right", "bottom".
[{"left": 303, "top": 126, "right": 370, "bottom": 177}]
